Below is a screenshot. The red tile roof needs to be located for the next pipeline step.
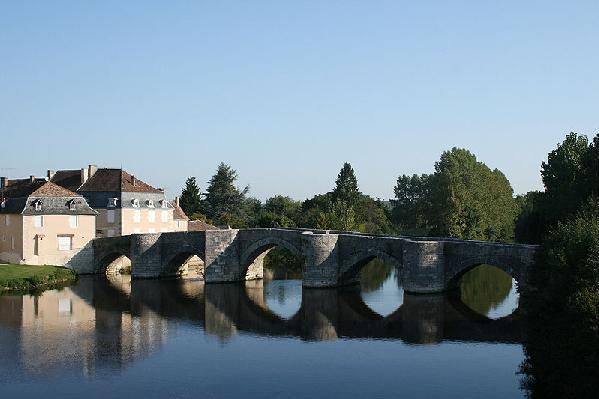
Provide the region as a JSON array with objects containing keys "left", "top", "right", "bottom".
[
  {"left": 188, "top": 220, "right": 218, "bottom": 231},
  {"left": 173, "top": 204, "right": 189, "bottom": 221},
  {"left": 78, "top": 169, "right": 163, "bottom": 193}
]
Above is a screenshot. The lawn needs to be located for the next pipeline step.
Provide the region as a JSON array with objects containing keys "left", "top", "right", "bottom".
[{"left": 0, "top": 264, "right": 77, "bottom": 292}]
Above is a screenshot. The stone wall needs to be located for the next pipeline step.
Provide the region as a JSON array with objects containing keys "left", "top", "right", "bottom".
[{"left": 92, "top": 228, "right": 539, "bottom": 293}]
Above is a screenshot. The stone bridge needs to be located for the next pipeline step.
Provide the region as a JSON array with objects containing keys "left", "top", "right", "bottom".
[{"left": 91, "top": 228, "right": 538, "bottom": 293}]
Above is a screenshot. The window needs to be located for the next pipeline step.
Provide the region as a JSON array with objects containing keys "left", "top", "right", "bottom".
[
  {"left": 11, "top": 236, "right": 15, "bottom": 249},
  {"left": 161, "top": 211, "right": 168, "bottom": 222},
  {"left": 106, "top": 229, "right": 114, "bottom": 237},
  {"left": 176, "top": 221, "right": 181, "bottom": 229},
  {"left": 147, "top": 199, "right": 154, "bottom": 208},
  {"left": 34, "top": 200, "right": 42, "bottom": 211},
  {"left": 148, "top": 210, "right": 156, "bottom": 223},
  {"left": 33, "top": 215, "right": 44, "bottom": 228},
  {"left": 107, "top": 209, "right": 115, "bottom": 223},
  {"left": 131, "top": 199, "right": 140, "bottom": 208},
  {"left": 161, "top": 200, "right": 168, "bottom": 208},
  {"left": 69, "top": 215, "right": 78, "bottom": 228},
  {"left": 107, "top": 198, "right": 118, "bottom": 208},
  {"left": 148, "top": 228, "right": 156, "bottom": 234},
  {"left": 58, "top": 235, "right": 73, "bottom": 251},
  {"left": 5, "top": 215, "right": 9, "bottom": 226},
  {"left": 133, "top": 210, "right": 141, "bottom": 223},
  {"left": 68, "top": 200, "right": 77, "bottom": 211}
]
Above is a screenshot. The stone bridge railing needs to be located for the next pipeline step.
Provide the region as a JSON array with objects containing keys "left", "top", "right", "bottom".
[{"left": 89, "top": 228, "right": 539, "bottom": 293}]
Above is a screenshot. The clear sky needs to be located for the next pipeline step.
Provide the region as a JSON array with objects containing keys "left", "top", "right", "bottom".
[{"left": 1, "top": 1, "right": 598, "bottom": 201}]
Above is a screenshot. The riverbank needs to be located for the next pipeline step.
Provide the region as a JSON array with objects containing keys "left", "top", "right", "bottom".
[{"left": 0, "top": 264, "right": 77, "bottom": 293}]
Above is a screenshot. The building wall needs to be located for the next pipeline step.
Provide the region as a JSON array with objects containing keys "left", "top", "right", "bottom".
[
  {"left": 0, "top": 213, "right": 24, "bottom": 264},
  {"left": 95, "top": 208, "right": 122, "bottom": 238},
  {"left": 173, "top": 219, "right": 188, "bottom": 232},
  {"left": 121, "top": 208, "right": 175, "bottom": 235},
  {"left": 21, "top": 214, "right": 96, "bottom": 267}
]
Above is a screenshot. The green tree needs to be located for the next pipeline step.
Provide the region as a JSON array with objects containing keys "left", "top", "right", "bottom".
[
  {"left": 202, "top": 163, "right": 249, "bottom": 227},
  {"left": 541, "top": 132, "right": 590, "bottom": 225},
  {"left": 179, "top": 177, "right": 202, "bottom": 217},
  {"left": 332, "top": 162, "right": 360, "bottom": 206},
  {"left": 429, "top": 148, "right": 516, "bottom": 241},
  {"left": 392, "top": 174, "right": 431, "bottom": 231}
]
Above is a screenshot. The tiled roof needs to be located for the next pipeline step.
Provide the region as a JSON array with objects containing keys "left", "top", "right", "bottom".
[
  {"left": 1, "top": 179, "right": 95, "bottom": 215},
  {"left": 50, "top": 170, "right": 82, "bottom": 191},
  {"left": 1, "top": 178, "right": 47, "bottom": 199},
  {"left": 173, "top": 204, "right": 189, "bottom": 221},
  {"left": 78, "top": 169, "right": 163, "bottom": 193},
  {"left": 188, "top": 220, "right": 218, "bottom": 231}
]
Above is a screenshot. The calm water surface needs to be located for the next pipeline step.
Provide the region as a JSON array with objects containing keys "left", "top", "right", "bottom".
[{"left": 0, "top": 264, "right": 524, "bottom": 398}]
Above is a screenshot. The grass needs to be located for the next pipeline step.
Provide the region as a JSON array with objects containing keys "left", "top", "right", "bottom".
[{"left": 0, "top": 264, "right": 77, "bottom": 293}]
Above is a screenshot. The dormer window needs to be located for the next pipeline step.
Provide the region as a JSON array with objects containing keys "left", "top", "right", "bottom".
[
  {"left": 68, "top": 199, "right": 77, "bottom": 211},
  {"left": 33, "top": 200, "right": 42, "bottom": 212},
  {"left": 107, "top": 198, "right": 118, "bottom": 208},
  {"left": 160, "top": 200, "right": 168, "bottom": 208},
  {"left": 131, "top": 199, "right": 140, "bottom": 208},
  {"left": 147, "top": 199, "right": 154, "bottom": 208}
]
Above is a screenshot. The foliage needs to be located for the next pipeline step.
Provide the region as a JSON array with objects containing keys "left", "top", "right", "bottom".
[
  {"left": 202, "top": 163, "right": 249, "bottom": 227},
  {"left": 0, "top": 264, "right": 77, "bottom": 293},
  {"left": 263, "top": 247, "right": 303, "bottom": 279},
  {"left": 518, "top": 132, "right": 599, "bottom": 243},
  {"left": 332, "top": 162, "right": 360, "bottom": 207},
  {"left": 179, "top": 177, "right": 202, "bottom": 217},
  {"left": 392, "top": 148, "right": 517, "bottom": 241},
  {"left": 391, "top": 174, "right": 431, "bottom": 230},
  {"left": 429, "top": 148, "right": 516, "bottom": 241}
]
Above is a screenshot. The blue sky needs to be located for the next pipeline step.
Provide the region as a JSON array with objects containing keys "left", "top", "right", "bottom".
[{"left": 1, "top": 1, "right": 597, "bottom": 200}]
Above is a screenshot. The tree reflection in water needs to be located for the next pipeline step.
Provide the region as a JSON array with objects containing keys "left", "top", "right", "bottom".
[{"left": 459, "top": 264, "right": 517, "bottom": 319}]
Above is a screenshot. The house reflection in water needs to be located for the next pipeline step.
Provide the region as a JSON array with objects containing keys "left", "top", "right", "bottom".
[{"left": 0, "top": 277, "right": 168, "bottom": 377}]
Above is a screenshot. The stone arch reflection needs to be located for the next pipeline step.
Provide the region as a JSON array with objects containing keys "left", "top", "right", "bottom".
[{"left": 456, "top": 264, "right": 519, "bottom": 319}]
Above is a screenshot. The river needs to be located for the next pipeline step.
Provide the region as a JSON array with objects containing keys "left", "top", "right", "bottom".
[{"left": 0, "top": 263, "right": 525, "bottom": 398}]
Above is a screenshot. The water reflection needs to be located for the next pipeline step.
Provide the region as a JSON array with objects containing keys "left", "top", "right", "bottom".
[
  {"left": 0, "top": 263, "right": 529, "bottom": 398},
  {"left": 459, "top": 264, "right": 519, "bottom": 319}
]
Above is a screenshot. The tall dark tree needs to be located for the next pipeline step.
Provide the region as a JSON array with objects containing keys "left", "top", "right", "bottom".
[
  {"left": 332, "top": 162, "right": 360, "bottom": 206},
  {"left": 202, "top": 162, "right": 249, "bottom": 227},
  {"left": 179, "top": 177, "right": 202, "bottom": 217},
  {"left": 541, "top": 132, "right": 590, "bottom": 224}
]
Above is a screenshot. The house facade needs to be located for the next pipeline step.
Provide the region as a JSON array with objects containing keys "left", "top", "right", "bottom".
[
  {"left": 0, "top": 177, "right": 97, "bottom": 268},
  {"left": 51, "top": 165, "right": 186, "bottom": 237}
]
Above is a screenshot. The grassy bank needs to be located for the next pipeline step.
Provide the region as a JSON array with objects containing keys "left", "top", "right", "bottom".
[{"left": 0, "top": 264, "right": 77, "bottom": 293}]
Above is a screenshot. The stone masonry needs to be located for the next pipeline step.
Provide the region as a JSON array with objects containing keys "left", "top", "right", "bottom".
[{"left": 89, "top": 228, "right": 539, "bottom": 293}]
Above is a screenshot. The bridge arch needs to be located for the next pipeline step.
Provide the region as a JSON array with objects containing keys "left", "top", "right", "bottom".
[
  {"left": 162, "top": 251, "right": 206, "bottom": 278},
  {"left": 445, "top": 255, "right": 527, "bottom": 291},
  {"left": 339, "top": 250, "right": 402, "bottom": 286},
  {"left": 239, "top": 237, "right": 303, "bottom": 279}
]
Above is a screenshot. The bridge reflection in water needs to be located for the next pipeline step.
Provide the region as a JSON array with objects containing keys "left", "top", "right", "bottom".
[{"left": 0, "top": 270, "right": 522, "bottom": 379}]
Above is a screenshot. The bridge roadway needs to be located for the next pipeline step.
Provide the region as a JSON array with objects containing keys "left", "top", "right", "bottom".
[{"left": 91, "top": 228, "right": 538, "bottom": 293}]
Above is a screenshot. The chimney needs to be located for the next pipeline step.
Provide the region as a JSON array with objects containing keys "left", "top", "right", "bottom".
[
  {"left": 175, "top": 196, "right": 180, "bottom": 207},
  {"left": 80, "top": 168, "right": 89, "bottom": 184},
  {"left": 88, "top": 164, "right": 98, "bottom": 179},
  {"left": 0, "top": 177, "right": 8, "bottom": 188},
  {"left": 30, "top": 175, "right": 35, "bottom": 182},
  {"left": 131, "top": 175, "right": 136, "bottom": 186},
  {"left": 47, "top": 170, "right": 55, "bottom": 180}
]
